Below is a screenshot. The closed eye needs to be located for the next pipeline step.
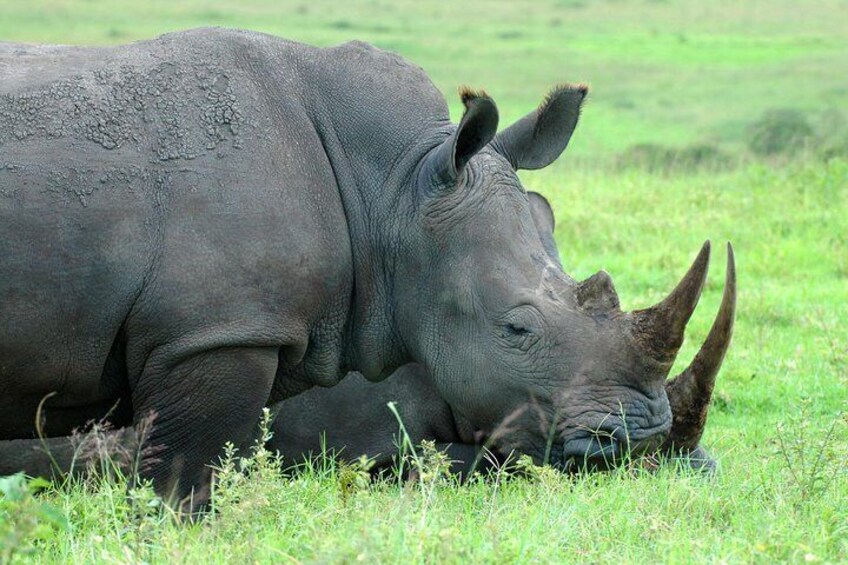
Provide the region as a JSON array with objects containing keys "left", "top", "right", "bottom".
[
  {"left": 505, "top": 323, "right": 531, "bottom": 337},
  {"left": 498, "top": 305, "right": 544, "bottom": 351},
  {"left": 501, "top": 322, "right": 539, "bottom": 352}
]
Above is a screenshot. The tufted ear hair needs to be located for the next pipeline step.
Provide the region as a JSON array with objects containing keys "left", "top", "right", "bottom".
[
  {"left": 422, "top": 88, "right": 499, "bottom": 190},
  {"left": 577, "top": 271, "right": 620, "bottom": 314},
  {"left": 527, "top": 191, "right": 561, "bottom": 268},
  {"left": 491, "top": 84, "right": 587, "bottom": 170}
]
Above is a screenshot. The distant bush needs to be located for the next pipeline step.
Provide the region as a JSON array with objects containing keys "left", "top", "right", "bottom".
[
  {"left": 619, "top": 108, "right": 848, "bottom": 171},
  {"left": 815, "top": 107, "right": 848, "bottom": 160},
  {"left": 617, "top": 142, "right": 733, "bottom": 173},
  {"left": 818, "top": 139, "right": 848, "bottom": 160},
  {"left": 746, "top": 109, "right": 815, "bottom": 156},
  {"left": 675, "top": 144, "right": 733, "bottom": 168}
]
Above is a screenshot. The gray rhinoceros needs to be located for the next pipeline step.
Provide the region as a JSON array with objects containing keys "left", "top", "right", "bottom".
[
  {"left": 0, "top": 28, "right": 734, "bottom": 508},
  {"left": 1, "top": 193, "right": 735, "bottom": 480}
]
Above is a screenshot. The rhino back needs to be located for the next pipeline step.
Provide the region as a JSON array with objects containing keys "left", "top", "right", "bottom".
[{"left": 0, "top": 29, "right": 353, "bottom": 437}]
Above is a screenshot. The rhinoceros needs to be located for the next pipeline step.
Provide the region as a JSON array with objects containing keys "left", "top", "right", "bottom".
[
  {"left": 0, "top": 28, "right": 735, "bottom": 508},
  {"left": 1, "top": 193, "right": 734, "bottom": 480}
]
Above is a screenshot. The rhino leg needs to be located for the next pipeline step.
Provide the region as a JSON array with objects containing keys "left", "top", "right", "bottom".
[
  {"left": 438, "top": 442, "right": 480, "bottom": 477},
  {"left": 0, "top": 436, "right": 78, "bottom": 479},
  {"left": 437, "top": 442, "right": 507, "bottom": 478},
  {"left": 131, "top": 346, "right": 277, "bottom": 511},
  {"left": 0, "top": 428, "right": 140, "bottom": 479}
]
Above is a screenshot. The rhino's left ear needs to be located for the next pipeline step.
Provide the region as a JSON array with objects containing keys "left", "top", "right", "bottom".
[
  {"left": 528, "top": 191, "right": 562, "bottom": 268},
  {"left": 492, "top": 84, "right": 588, "bottom": 170},
  {"left": 423, "top": 89, "right": 499, "bottom": 189}
]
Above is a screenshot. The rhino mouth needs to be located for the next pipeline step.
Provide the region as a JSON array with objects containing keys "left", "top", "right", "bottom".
[{"left": 559, "top": 435, "right": 622, "bottom": 472}]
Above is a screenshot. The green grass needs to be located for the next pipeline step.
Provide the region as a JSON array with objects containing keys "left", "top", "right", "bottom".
[{"left": 1, "top": 0, "right": 847, "bottom": 562}]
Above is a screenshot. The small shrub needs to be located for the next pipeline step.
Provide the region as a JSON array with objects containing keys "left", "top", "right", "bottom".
[
  {"left": 675, "top": 144, "right": 733, "bottom": 168},
  {"left": 65, "top": 412, "right": 157, "bottom": 484},
  {"left": 746, "top": 109, "right": 815, "bottom": 156},
  {"left": 773, "top": 400, "right": 848, "bottom": 505},
  {"left": 412, "top": 440, "right": 452, "bottom": 488},
  {"left": 514, "top": 454, "right": 562, "bottom": 487},
  {"left": 815, "top": 107, "right": 848, "bottom": 143},
  {"left": 210, "top": 408, "right": 283, "bottom": 517},
  {"left": 337, "top": 455, "right": 375, "bottom": 505},
  {"left": 0, "top": 474, "right": 68, "bottom": 562},
  {"left": 818, "top": 138, "right": 848, "bottom": 160},
  {"left": 617, "top": 142, "right": 733, "bottom": 172},
  {"left": 617, "top": 143, "right": 673, "bottom": 171}
]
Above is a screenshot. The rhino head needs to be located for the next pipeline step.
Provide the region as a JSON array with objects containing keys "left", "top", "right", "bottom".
[{"left": 393, "top": 86, "right": 736, "bottom": 470}]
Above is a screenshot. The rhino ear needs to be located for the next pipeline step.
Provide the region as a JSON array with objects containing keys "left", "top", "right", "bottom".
[
  {"left": 424, "top": 89, "right": 499, "bottom": 189},
  {"left": 528, "top": 191, "right": 561, "bottom": 268},
  {"left": 492, "top": 84, "right": 587, "bottom": 170}
]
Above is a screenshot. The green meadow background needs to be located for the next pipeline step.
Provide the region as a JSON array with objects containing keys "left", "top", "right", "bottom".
[{"left": 0, "top": 1, "right": 846, "bottom": 562}]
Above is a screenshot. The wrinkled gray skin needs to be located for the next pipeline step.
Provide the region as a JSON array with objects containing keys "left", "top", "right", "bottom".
[{"left": 1, "top": 28, "right": 727, "bottom": 508}]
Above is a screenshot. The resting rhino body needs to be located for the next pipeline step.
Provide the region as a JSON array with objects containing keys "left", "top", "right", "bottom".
[
  {"left": 0, "top": 28, "right": 734, "bottom": 507},
  {"left": 1, "top": 195, "right": 727, "bottom": 480}
]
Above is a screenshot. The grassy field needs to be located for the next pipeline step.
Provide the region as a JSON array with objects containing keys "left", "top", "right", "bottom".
[{"left": 1, "top": 0, "right": 847, "bottom": 563}]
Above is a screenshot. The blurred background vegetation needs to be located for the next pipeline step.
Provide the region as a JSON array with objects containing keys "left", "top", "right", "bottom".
[{"left": 1, "top": 0, "right": 846, "bottom": 166}]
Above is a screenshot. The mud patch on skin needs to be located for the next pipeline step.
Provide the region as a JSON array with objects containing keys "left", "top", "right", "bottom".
[
  {"left": 0, "top": 62, "right": 243, "bottom": 162},
  {"left": 0, "top": 162, "right": 200, "bottom": 207},
  {"left": 41, "top": 166, "right": 177, "bottom": 207}
]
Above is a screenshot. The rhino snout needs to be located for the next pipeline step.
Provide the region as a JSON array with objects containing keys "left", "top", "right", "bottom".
[
  {"left": 559, "top": 422, "right": 670, "bottom": 472},
  {"left": 560, "top": 435, "right": 623, "bottom": 472}
]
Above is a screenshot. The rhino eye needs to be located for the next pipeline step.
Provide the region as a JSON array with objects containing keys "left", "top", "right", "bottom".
[
  {"left": 500, "top": 306, "right": 543, "bottom": 350},
  {"left": 505, "top": 323, "right": 531, "bottom": 337},
  {"left": 501, "top": 322, "right": 539, "bottom": 351}
]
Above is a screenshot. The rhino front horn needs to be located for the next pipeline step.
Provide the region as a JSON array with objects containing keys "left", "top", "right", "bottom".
[
  {"left": 631, "top": 241, "right": 711, "bottom": 361},
  {"left": 663, "top": 243, "right": 737, "bottom": 451}
]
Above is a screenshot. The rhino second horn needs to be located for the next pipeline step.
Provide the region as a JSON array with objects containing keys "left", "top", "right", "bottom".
[
  {"left": 663, "top": 243, "right": 737, "bottom": 451},
  {"left": 577, "top": 270, "right": 620, "bottom": 313},
  {"left": 631, "top": 241, "right": 711, "bottom": 361}
]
